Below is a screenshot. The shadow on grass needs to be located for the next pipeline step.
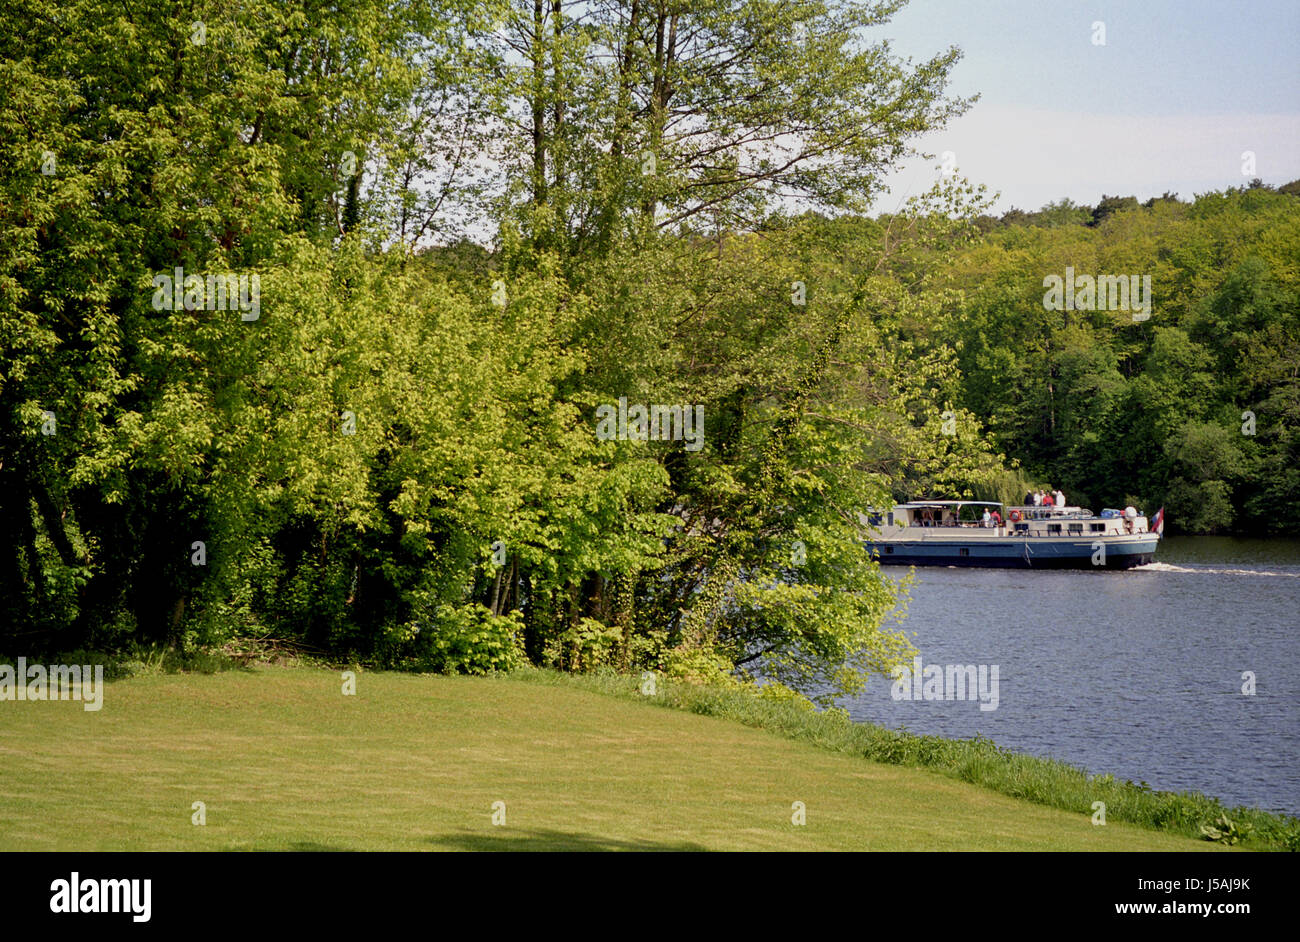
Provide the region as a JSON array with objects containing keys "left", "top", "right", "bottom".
[
  {"left": 220, "top": 842, "right": 354, "bottom": 851},
  {"left": 429, "top": 828, "right": 708, "bottom": 852},
  {"left": 38, "top": 642, "right": 332, "bottom": 683}
]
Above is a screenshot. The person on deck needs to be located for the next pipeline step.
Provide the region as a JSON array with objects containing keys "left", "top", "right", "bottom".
[
  {"left": 991, "top": 509, "right": 1002, "bottom": 527},
  {"left": 1055, "top": 489, "right": 1066, "bottom": 507},
  {"left": 1044, "top": 490, "right": 1054, "bottom": 507},
  {"left": 1024, "top": 490, "right": 1035, "bottom": 505},
  {"left": 982, "top": 509, "right": 992, "bottom": 528}
]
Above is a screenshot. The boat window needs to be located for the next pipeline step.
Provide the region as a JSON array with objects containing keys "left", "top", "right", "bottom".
[
  {"left": 1047, "top": 524, "right": 1061, "bottom": 534},
  {"left": 1090, "top": 523, "right": 1106, "bottom": 532},
  {"left": 887, "top": 513, "right": 893, "bottom": 526}
]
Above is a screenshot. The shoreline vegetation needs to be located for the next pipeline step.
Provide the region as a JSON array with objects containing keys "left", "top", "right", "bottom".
[{"left": 7, "top": 643, "right": 1296, "bottom": 852}]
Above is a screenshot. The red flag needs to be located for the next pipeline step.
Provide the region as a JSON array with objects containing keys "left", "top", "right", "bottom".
[{"left": 1152, "top": 507, "right": 1165, "bottom": 536}]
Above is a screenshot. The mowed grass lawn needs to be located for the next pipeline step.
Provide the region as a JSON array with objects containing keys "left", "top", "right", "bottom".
[{"left": 0, "top": 667, "right": 1226, "bottom": 851}]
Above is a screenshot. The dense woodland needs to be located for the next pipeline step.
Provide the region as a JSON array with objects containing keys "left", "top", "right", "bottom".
[
  {"left": 3, "top": 1, "right": 1296, "bottom": 692},
  {"left": 938, "top": 185, "right": 1300, "bottom": 535}
]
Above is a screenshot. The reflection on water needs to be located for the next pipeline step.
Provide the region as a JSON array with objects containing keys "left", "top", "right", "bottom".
[{"left": 838, "top": 537, "right": 1300, "bottom": 815}]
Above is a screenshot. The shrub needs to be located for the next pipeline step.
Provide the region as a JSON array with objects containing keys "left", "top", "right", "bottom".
[{"left": 412, "top": 604, "right": 525, "bottom": 674}]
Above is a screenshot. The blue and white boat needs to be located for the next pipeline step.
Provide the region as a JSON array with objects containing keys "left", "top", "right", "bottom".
[{"left": 861, "top": 500, "right": 1164, "bottom": 569}]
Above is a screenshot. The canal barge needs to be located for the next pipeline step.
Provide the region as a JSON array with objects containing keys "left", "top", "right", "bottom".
[{"left": 861, "top": 501, "right": 1164, "bottom": 569}]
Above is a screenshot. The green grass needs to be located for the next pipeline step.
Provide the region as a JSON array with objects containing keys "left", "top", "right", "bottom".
[
  {"left": 519, "top": 668, "right": 1300, "bottom": 851},
  {"left": 0, "top": 663, "right": 1251, "bottom": 851}
]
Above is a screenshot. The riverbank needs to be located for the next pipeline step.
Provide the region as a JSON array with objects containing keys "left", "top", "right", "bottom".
[
  {"left": 529, "top": 667, "right": 1298, "bottom": 850},
  {"left": 0, "top": 656, "right": 1292, "bottom": 850}
]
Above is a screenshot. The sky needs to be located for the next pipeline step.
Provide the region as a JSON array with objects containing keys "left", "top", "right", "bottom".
[{"left": 868, "top": 0, "right": 1300, "bottom": 214}]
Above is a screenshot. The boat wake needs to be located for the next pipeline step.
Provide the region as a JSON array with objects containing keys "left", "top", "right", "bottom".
[{"left": 1134, "top": 562, "right": 1300, "bottom": 578}]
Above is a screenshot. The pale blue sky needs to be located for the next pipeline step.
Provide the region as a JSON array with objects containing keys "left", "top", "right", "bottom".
[{"left": 872, "top": 0, "right": 1300, "bottom": 212}]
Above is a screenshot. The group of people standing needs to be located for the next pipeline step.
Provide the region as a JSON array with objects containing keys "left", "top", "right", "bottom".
[{"left": 1024, "top": 488, "right": 1067, "bottom": 508}]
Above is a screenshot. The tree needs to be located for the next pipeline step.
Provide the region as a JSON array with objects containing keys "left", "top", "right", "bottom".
[
  {"left": 1088, "top": 194, "right": 1139, "bottom": 227},
  {"left": 489, "top": 0, "right": 974, "bottom": 254}
]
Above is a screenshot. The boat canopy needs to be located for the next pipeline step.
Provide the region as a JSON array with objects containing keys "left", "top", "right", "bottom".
[{"left": 894, "top": 500, "right": 1003, "bottom": 509}]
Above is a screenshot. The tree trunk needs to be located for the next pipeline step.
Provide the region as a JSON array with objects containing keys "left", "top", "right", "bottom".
[{"left": 531, "top": 0, "right": 548, "bottom": 207}]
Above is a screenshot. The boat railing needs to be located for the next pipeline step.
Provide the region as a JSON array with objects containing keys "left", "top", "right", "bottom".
[{"left": 1006, "top": 505, "right": 1094, "bottom": 520}]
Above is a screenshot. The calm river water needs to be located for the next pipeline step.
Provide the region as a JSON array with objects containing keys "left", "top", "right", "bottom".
[{"left": 840, "top": 537, "right": 1300, "bottom": 815}]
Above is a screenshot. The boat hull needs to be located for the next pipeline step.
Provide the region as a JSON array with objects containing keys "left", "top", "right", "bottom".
[{"left": 864, "top": 537, "right": 1158, "bottom": 570}]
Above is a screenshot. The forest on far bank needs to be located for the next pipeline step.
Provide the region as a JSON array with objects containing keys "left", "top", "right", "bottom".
[
  {"left": 3, "top": 1, "right": 1296, "bottom": 689},
  {"left": 891, "top": 181, "right": 1300, "bottom": 535}
]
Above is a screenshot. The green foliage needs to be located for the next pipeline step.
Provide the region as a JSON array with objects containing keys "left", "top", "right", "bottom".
[
  {"left": 925, "top": 188, "right": 1300, "bottom": 533},
  {"left": 544, "top": 617, "right": 623, "bottom": 673},
  {"left": 1200, "top": 814, "right": 1253, "bottom": 846},
  {"left": 1090, "top": 194, "right": 1141, "bottom": 227},
  {"left": 405, "top": 603, "right": 526, "bottom": 674},
  {"left": 12, "top": 0, "right": 1289, "bottom": 711},
  {"left": 491, "top": 0, "right": 975, "bottom": 248},
  {"left": 3, "top": 0, "right": 980, "bottom": 697},
  {"left": 756, "top": 680, "right": 817, "bottom": 712}
]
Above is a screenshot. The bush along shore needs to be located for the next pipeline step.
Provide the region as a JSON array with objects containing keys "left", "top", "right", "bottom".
[{"left": 8, "top": 643, "right": 1297, "bottom": 852}]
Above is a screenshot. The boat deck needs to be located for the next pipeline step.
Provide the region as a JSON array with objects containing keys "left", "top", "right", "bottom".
[{"left": 860, "top": 500, "right": 1162, "bottom": 569}]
